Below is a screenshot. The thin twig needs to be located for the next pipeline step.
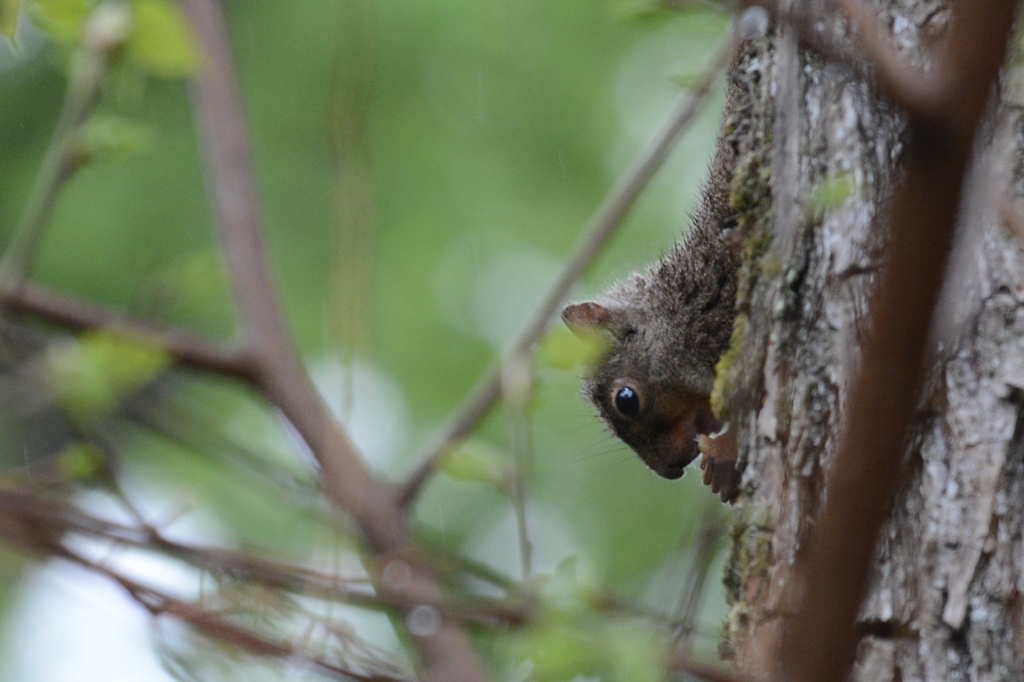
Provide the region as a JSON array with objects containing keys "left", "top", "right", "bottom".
[
  {"left": 58, "top": 546, "right": 411, "bottom": 682},
  {"left": 503, "top": 355, "right": 534, "bottom": 580},
  {"left": 398, "top": 26, "right": 740, "bottom": 508},
  {"left": 145, "top": 531, "right": 532, "bottom": 626},
  {"left": 415, "top": 534, "right": 518, "bottom": 592},
  {"left": 0, "top": 42, "right": 107, "bottom": 286},
  {"left": 148, "top": 533, "right": 531, "bottom": 626},
  {"left": 0, "top": 486, "right": 533, "bottom": 627},
  {"left": 0, "top": 3, "right": 140, "bottom": 286},
  {"left": 0, "top": 281, "right": 252, "bottom": 380},
  {"left": 671, "top": 502, "right": 726, "bottom": 649},
  {"left": 124, "top": 380, "right": 326, "bottom": 511},
  {"left": 177, "top": 0, "right": 375, "bottom": 524}
]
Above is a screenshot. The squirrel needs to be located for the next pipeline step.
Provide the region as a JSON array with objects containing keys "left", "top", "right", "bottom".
[{"left": 561, "top": 44, "right": 757, "bottom": 503}]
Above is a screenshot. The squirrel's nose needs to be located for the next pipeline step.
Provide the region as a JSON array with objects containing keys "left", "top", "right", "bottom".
[{"left": 649, "top": 459, "right": 685, "bottom": 480}]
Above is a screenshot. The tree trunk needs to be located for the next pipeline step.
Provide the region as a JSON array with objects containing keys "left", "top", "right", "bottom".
[{"left": 720, "top": 2, "right": 1024, "bottom": 678}]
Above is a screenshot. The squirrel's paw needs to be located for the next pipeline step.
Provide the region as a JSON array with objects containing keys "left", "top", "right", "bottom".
[{"left": 697, "top": 426, "right": 741, "bottom": 504}]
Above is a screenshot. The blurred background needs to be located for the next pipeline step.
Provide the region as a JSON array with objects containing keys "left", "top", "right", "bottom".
[{"left": 0, "top": 0, "right": 732, "bottom": 679}]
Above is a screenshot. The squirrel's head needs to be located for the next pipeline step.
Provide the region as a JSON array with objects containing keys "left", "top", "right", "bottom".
[{"left": 562, "top": 299, "right": 720, "bottom": 479}]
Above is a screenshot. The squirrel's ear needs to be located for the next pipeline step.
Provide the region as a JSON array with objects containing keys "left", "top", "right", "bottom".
[{"left": 562, "top": 302, "right": 614, "bottom": 335}]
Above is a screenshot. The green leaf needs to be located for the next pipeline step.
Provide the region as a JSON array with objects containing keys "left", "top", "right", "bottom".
[
  {"left": 440, "top": 439, "right": 509, "bottom": 490},
  {"left": 811, "top": 173, "right": 853, "bottom": 215},
  {"left": 126, "top": 0, "right": 201, "bottom": 78},
  {"left": 77, "top": 114, "right": 153, "bottom": 160},
  {"left": 606, "top": 622, "right": 666, "bottom": 682},
  {"left": 669, "top": 65, "right": 706, "bottom": 90},
  {"left": 505, "top": 615, "right": 603, "bottom": 682},
  {"left": 46, "top": 329, "right": 172, "bottom": 423},
  {"left": 57, "top": 443, "right": 106, "bottom": 480},
  {"left": 535, "top": 325, "right": 608, "bottom": 371},
  {"left": 136, "top": 249, "right": 234, "bottom": 335},
  {"left": 0, "top": 0, "right": 20, "bottom": 41},
  {"left": 28, "top": 0, "right": 92, "bottom": 43}
]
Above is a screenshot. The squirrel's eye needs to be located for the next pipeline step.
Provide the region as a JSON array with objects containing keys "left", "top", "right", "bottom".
[{"left": 614, "top": 386, "right": 641, "bottom": 418}]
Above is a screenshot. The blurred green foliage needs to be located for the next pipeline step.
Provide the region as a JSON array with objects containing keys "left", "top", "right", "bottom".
[
  {"left": 45, "top": 328, "right": 171, "bottom": 422},
  {"left": 0, "top": 0, "right": 733, "bottom": 678}
]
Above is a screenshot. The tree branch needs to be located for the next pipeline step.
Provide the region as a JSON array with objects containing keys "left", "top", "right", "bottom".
[
  {"left": 177, "top": 1, "right": 494, "bottom": 678},
  {"left": 0, "top": 486, "right": 532, "bottom": 629},
  {"left": 0, "top": 281, "right": 252, "bottom": 380},
  {"left": 177, "top": 0, "right": 376, "bottom": 527},
  {"left": 59, "top": 548, "right": 412, "bottom": 682}
]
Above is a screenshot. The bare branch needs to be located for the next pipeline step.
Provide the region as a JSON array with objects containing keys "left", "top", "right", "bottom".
[
  {"left": 398, "top": 26, "right": 740, "bottom": 508},
  {"left": 61, "top": 549, "right": 412, "bottom": 682},
  {"left": 146, "top": 532, "right": 532, "bottom": 627},
  {"left": 148, "top": 532, "right": 531, "bottom": 626},
  {"left": 0, "top": 487, "right": 532, "bottom": 629},
  {"left": 0, "top": 281, "right": 252, "bottom": 380},
  {"left": 0, "top": 489, "right": 411, "bottom": 680},
  {"left": 177, "top": 0, "right": 378, "bottom": 525},
  {"left": 177, "top": 1, "right": 495, "bottom": 677}
]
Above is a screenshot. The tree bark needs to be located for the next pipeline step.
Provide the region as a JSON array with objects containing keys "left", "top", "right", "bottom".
[{"left": 720, "top": 1, "right": 1024, "bottom": 679}]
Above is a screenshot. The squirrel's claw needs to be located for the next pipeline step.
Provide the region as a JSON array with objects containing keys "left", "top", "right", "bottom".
[{"left": 697, "top": 426, "right": 741, "bottom": 504}]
